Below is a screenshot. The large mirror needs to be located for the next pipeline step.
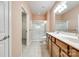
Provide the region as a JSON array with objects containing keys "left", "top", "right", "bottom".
[{"left": 54, "top": 1, "right": 79, "bottom": 33}]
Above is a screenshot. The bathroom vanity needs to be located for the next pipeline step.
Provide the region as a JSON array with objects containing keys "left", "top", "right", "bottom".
[{"left": 46, "top": 32, "right": 79, "bottom": 57}]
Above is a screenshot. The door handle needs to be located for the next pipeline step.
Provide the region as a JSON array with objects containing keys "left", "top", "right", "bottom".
[{"left": 0, "top": 35, "right": 9, "bottom": 41}]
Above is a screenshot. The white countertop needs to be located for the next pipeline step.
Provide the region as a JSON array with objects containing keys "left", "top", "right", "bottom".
[{"left": 47, "top": 32, "right": 79, "bottom": 50}]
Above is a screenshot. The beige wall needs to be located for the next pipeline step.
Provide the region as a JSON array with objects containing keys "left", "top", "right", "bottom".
[
  {"left": 11, "top": 1, "right": 22, "bottom": 57},
  {"left": 32, "top": 14, "right": 46, "bottom": 20},
  {"left": 62, "top": 5, "right": 79, "bottom": 32},
  {"left": 10, "top": 1, "right": 32, "bottom": 57}
]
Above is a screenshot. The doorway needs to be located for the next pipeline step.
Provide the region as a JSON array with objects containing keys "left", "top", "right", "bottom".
[{"left": 22, "top": 9, "right": 27, "bottom": 46}]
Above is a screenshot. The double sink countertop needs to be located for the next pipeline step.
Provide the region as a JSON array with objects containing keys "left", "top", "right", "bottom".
[{"left": 47, "top": 32, "right": 79, "bottom": 50}]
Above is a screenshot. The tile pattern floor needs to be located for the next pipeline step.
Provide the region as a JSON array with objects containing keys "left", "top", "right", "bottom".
[{"left": 22, "top": 41, "right": 50, "bottom": 57}]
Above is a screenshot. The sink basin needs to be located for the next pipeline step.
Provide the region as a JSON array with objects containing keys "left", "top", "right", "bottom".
[
  {"left": 56, "top": 32, "right": 79, "bottom": 43},
  {"left": 68, "top": 39, "right": 79, "bottom": 43},
  {"left": 58, "top": 33, "right": 78, "bottom": 40},
  {"left": 53, "top": 31, "right": 60, "bottom": 34},
  {"left": 59, "top": 36, "right": 79, "bottom": 43},
  {"left": 49, "top": 32, "right": 79, "bottom": 44}
]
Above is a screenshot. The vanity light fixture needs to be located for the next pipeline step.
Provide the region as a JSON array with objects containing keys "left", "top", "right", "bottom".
[
  {"left": 58, "top": 2, "right": 67, "bottom": 13},
  {"left": 54, "top": 1, "right": 67, "bottom": 13},
  {"left": 54, "top": 4, "right": 61, "bottom": 13}
]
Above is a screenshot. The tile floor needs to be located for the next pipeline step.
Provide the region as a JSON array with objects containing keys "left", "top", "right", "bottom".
[{"left": 22, "top": 41, "right": 50, "bottom": 57}]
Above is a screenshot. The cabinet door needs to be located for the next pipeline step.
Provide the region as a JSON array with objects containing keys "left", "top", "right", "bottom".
[
  {"left": 61, "top": 51, "right": 69, "bottom": 57},
  {"left": 71, "top": 48, "right": 79, "bottom": 57},
  {"left": 52, "top": 42, "right": 59, "bottom": 57}
]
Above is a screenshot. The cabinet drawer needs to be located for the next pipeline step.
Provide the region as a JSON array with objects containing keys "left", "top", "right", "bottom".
[{"left": 56, "top": 39, "right": 68, "bottom": 53}]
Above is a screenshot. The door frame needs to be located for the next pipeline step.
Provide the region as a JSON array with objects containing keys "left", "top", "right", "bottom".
[
  {"left": 22, "top": 8, "right": 27, "bottom": 45},
  {"left": 8, "top": 1, "right": 12, "bottom": 57},
  {"left": 21, "top": 6, "right": 27, "bottom": 56},
  {"left": 4, "top": 1, "right": 9, "bottom": 57}
]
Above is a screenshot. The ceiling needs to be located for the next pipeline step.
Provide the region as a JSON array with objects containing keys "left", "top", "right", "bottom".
[{"left": 27, "top": 1, "right": 55, "bottom": 15}]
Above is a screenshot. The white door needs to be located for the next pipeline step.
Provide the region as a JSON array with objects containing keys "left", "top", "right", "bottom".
[{"left": 0, "top": 2, "right": 9, "bottom": 57}]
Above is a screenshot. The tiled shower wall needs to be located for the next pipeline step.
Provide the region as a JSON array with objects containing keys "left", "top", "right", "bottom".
[{"left": 32, "top": 20, "right": 47, "bottom": 41}]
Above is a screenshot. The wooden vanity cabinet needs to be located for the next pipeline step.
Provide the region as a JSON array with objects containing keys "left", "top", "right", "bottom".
[{"left": 46, "top": 33, "right": 79, "bottom": 57}]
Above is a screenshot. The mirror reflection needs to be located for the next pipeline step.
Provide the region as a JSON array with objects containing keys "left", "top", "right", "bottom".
[{"left": 54, "top": 1, "right": 79, "bottom": 33}]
